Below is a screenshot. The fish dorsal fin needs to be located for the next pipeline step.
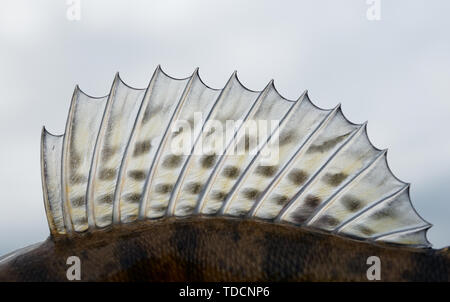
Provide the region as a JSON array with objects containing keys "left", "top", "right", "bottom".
[{"left": 41, "top": 66, "right": 432, "bottom": 247}]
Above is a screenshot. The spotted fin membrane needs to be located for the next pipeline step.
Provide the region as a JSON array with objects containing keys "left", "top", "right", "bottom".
[{"left": 41, "top": 66, "right": 432, "bottom": 248}]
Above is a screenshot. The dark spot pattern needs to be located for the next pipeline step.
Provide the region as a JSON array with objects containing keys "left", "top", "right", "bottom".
[
  {"left": 222, "top": 165, "right": 240, "bottom": 179},
  {"left": 71, "top": 195, "right": 85, "bottom": 207},
  {"left": 142, "top": 105, "right": 162, "bottom": 123},
  {"left": 279, "top": 130, "right": 296, "bottom": 145},
  {"left": 289, "top": 208, "right": 310, "bottom": 224},
  {"left": 307, "top": 133, "right": 350, "bottom": 153},
  {"left": 162, "top": 155, "right": 183, "bottom": 169},
  {"left": 288, "top": 169, "right": 308, "bottom": 185},
  {"left": 200, "top": 154, "right": 216, "bottom": 169},
  {"left": 133, "top": 140, "right": 151, "bottom": 157},
  {"left": 358, "top": 225, "right": 374, "bottom": 236},
  {"left": 155, "top": 183, "right": 174, "bottom": 194},
  {"left": 125, "top": 193, "right": 142, "bottom": 203},
  {"left": 323, "top": 172, "right": 348, "bottom": 186},
  {"left": 255, "top": 165, "right": 278, "bottom": 177},
  {"left": 372, "top": 208, "right": 396, "bottom": 219},
  {"left": 185, "top": 182, "right": 203, "bottom": 195},
  {"left": 128, "top": 170, "right": 147, "bottom": 181},
  {"left": 99, "top": 193, "right": 114, "bottom": 204},
  {"left": 272, "top": 194, "right": 290, "bottom": 206},
  {"left": 341, "top": 195, "right": 363, "bottom": 212},
  {"left": 304, "top": 195, "right": 321, "bottom": 208},
  {"left": 317, "top": 215, "right": 340, "bottom": 227},
  {"left": 99, "top": 168, "right": 117, "bottom": 180},
  {"left": 212, "top": 191, "right": 228, "bottom": 201},
  {"left": 101, "top": 146, "right": 118, "bottom": 163},
  {"left": 242, "top": 188, "right": 261, "bottom": 200}
]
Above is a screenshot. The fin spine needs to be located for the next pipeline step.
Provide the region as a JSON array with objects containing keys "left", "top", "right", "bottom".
[
  {"left": 60, "top": 87, "right": 80, "bottom": 232},
  {"left": 85, "top": 74, "right": 119, "bottom": 228},
  {"left": 41, "top": 128, "right": 60, "bottom": 235}
]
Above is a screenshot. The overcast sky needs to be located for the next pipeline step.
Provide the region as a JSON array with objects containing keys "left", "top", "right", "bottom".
[{"left": 0, "top": 0, "right": 449, "bottom": 255}]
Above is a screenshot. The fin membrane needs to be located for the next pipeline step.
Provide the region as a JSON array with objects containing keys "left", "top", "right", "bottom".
[{"left": 40, "top": 66, "right": 431, "bottom": 247}]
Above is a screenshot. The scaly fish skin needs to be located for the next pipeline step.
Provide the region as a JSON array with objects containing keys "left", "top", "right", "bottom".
[{"left": 0, "top": 217, "right": 448, "bottom": 282}]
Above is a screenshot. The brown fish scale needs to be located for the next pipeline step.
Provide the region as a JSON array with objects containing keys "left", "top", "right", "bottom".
[{"left": 0, "top": 217, "right": 448, "bottom": 281}]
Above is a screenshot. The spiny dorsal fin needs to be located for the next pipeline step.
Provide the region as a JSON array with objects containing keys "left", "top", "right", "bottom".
[{"left": 40, "top": 66, "right": 432, "bottom": 248}]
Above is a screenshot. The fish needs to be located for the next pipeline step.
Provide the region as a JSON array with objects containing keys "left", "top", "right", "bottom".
[{"left": 0, "top": 66, "right": 448, "bottom": 281}]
